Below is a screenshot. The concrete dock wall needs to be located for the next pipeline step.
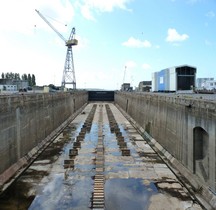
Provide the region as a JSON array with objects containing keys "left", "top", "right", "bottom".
[
  {"left": 0, "top": 91, "right": 88, "bottom": 185},
  {"left": 115, "top": 91, "right": 216, "bottom": 208}
]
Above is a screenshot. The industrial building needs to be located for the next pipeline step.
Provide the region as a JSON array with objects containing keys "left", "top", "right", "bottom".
[
  {"left": 0, "top": 79, "right": 17, "bottom": 92},
  {"left": 138, "top": 81, "right": 152, "bottom": 92},
  {"left": 152, "top": 65, "right": 196, "bottom": 92},
  {"left": 121, "top": 83, "right": 132, "bottom": 91},
  {"left": 0, "top": 79, "right": 28, "bottom": 92}
]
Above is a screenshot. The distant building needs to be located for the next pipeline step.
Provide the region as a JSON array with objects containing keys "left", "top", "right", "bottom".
[
  {"left": 121, "top": 83, "right": 132, "bottom": 91},
  {"left": 196, "top": 78, "right": 214, "bottom": 89},
  {"left": 0, "top": 84, "right": 17, "bottom": 91},
  {"left": 200, "top": 80, "right": 216, "bottom": 90},
  {"left": 0, "top": 79, "right": 17, "bottom": 91},
  {"left": 152, "top": 65, "right": 196, "bottom": 92},
  {"left": 138, "top": 81, "right": 152, "bottom": 92},
  {"left": 13, "top": 80, "right": 28, "bottom": 90},
  {"left": 0, "top": 79, "right": 28, "bottom": 91}
]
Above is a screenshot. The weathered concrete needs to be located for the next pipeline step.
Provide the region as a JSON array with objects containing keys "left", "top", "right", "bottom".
[
  {"left": 0, "top": 91, "right": 88, "bottom": 186},
  {"left": 0, "top": 90, "right": 215, "bottom": 208},
  {"left": 115, "top": 91, "right": 216, "bottom": 209},
  {"left": 0, "top": 103, "right": 203, "bottom": 209}
]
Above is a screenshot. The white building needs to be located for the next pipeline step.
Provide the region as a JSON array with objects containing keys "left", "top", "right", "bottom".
[
  {"left": 196, "top": 78, "right": 215, "bottom": 90},
  {"left": 0, "top": 79, "right": 28, "bottom": 92},
  {"left": 0, "top": 79, "right": 18, "bottom": 92},
  {"left": 0, "top": 84, "right": 17, "bottom": 91},
  {"left": 202, "top": 80, "right": 216, "bottom": 90},
  {"left": 196, "top": 78, "right": 214, "bottom": 89},
  {"left": 138, "top": 81, "right": 152, "bottom": 92}
]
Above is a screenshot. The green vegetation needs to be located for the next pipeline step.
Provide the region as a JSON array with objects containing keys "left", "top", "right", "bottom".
[{"left": 1, "top": 72, "right": 36, "bottom": 86}]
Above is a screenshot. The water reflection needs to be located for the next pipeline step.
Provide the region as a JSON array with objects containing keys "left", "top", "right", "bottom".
[
  {"left": 105, "top": 178, "right": 157, "bottom": 210},
  {"left": 29, "top": 174, "right": 93, "bottom": 210}
]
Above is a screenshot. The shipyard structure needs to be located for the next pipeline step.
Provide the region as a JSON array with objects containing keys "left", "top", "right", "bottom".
[{"left": 152, "top": 65, "right": 196, "bottom": 92}]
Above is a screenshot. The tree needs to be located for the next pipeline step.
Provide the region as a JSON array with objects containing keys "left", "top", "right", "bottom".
[
  {"left": 22, "top": 74, "right": 27, "bottom": 81},
  {"left": 1, "top": 72, "right": 36, "bottom": 85},
  {"left": 28, "top": 74, "right": 32, "bottom": 86},
  {"left": 9, "top": 72, "right": 14, "bottom": 79},
  {"left": 32, "top": 74, "right": 36, "bottom": 86},
  {"left": 49, "top": 84, "right": 59, "bottom": 90},
  {"left": 14, "top": 73, "right": 20, "bottom": 80}
]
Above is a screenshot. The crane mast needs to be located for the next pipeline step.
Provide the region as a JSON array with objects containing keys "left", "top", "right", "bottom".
[{"left": 35, "top": 9, "right": 78, "bottom": 89}]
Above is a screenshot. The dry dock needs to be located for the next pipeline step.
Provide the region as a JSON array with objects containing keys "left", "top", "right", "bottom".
[{"left": 0, "top": 103, "right": 203, "bottom": 210}]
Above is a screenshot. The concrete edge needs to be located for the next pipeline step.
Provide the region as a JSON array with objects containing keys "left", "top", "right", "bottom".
[
  {"left": 115, "top": 103, "right": 216, "bottom": 210},
  {"left": 0, "top": 103, "right": 87, "bottom": 194}
]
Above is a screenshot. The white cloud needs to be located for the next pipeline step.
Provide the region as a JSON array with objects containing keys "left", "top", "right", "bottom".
[
  {"left": 80, "top": 4, "right": 96, "bottom": 21},
  {"left": 78, "top": 0, "right": 132, "bottom": 20},
  {"left": 122, "top": 37, "right": 152, "bottom": 48},
  {"left": 85, "top": 0, "right": 131, "bottom": 11},
  {"left": 166, "top": 28, "right": 189, "bottom": 42},
  {"left": 142, "top": 63, "right": 151, "bottom": 70},
  {"left": 125, "top": 60, "right": 137, "bottom": 69},
  {"left": 0, "top": 0, "right": 74, "bottom": 35}
]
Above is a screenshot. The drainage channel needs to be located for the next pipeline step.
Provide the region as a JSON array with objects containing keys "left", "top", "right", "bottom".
[{"left": 91, "top": 104, "right": 105, "bottom": 209}]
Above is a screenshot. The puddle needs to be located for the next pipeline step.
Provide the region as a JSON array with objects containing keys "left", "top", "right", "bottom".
[
  {"left": 105, "top": 178, "right": 157, "bottom": 210},
  {"left": 29, "top": 174, "right": 93, "bottom": 210},
  {"left": 0, "top": 123, "right": 82, "bottom": 209}
]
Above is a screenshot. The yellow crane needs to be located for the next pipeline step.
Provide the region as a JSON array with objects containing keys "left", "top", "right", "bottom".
[{"left": 35, "top": 9, "right": 78, "bottom": 89}]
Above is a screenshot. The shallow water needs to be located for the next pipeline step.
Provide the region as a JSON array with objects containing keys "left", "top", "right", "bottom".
[{"left": 105, "top": 178, "right": 158, "bottom": 210}]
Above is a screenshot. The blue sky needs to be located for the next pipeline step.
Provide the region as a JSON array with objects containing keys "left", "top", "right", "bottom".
[{"left": 0, "top": 0, "right": 215, "bottom": 90}]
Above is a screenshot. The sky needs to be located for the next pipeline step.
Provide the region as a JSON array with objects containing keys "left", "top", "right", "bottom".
[{"left": 0, "top": 0, "right": 216, "bottom": 90}]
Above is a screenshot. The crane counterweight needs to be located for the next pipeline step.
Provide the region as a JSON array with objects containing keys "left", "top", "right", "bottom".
[{"left": 66, "top": 39, "right": 78, "bottom": 47}]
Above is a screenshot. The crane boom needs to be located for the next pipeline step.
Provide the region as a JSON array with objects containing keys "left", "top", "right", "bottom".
[{"left": 35, "top": 9, "right": 66, "bottom": 43}]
